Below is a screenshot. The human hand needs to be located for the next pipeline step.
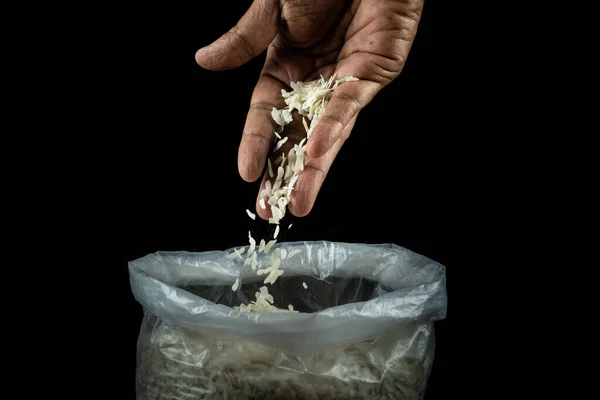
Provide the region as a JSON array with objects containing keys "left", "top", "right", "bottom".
[{"left": 196, "top": 0, "right": 424, "bottom": 218}]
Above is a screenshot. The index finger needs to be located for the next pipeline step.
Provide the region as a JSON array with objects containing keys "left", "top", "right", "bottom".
[
  {"left": 239, "top": 45, "right": 314, "bottom": 182},
  {"left": 238, "top": 73, "right": 287, "bottom": 182}
]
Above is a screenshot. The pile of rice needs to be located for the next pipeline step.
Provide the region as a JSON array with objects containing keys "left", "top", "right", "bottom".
[{"left": 136, "top": 316, "right": 434, "bottom": 400}]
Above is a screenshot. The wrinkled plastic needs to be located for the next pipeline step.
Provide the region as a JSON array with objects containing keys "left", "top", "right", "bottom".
[{"left": 130, "top": 241, "right": 447, "bottom": 400}]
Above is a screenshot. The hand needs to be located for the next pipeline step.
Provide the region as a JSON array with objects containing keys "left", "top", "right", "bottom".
[{"left": 196, "top": 0, "right": 424, "bottom": 218}]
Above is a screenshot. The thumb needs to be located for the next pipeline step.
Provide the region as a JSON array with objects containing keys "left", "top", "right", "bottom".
[{"left": 195, "top": 0, "right": 279, "bottom": 71}]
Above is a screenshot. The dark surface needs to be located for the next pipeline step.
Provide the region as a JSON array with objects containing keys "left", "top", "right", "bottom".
[{"left": 111, "top": 1, "right": 469, "bottom": 398}]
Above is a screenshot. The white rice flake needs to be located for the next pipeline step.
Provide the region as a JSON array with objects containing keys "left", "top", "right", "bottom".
[
  {"left": 247, "top": 231, "right": 256, "bottom": 258},
  {"left": 258, "top": 239, "right": 266, "bottom": 253},
  {"left": 281, "top": 109, "right": 293, "bottom": 124},
  {"left": 264, "top": 240, "right": 277, "bottom": 254},
  {"left": 277, "top": 197, "right": 288, "bottom": 210},
  {"left": 264, "top": 268, "right": 284, "bottom": 285},
  {"left": 273, "top": 167, "right": 284, "bottom": 190},
  {"left": 259, "top": 198, "right": 266, "bottom": 209},
  {"left": 258, "top": 286, "right": 274, "bottom": 304},
  {"left": 227, "top": 248, "right": 244, "bottom": 259},
  {"left": 268, "top": 250, "right": 281, "bottom": 270},
  {"left": 251, "top": 252, "right": 258, "bottom": 270},
  {"left": 274, "top": 136, "right": 288, "bottom": 152},
  {"left": 284, "top": 163, "right": 293, "bottom": 180},
  {"left": 246, "top": 209, "right": 256, "bottom": 220},
  {"left": 287, "top": 249, "right": 302, "bottom": 259},
  {"left": 274, "top": 225, "right": 280, "bottom": 239},
  {"left": 267, "top": 158, "right": 274, "bottom": 178},
  {"left": 271, "top": 108, "right": 286, "bottom": 126},
  {"left": 232, "top": 277, "right": 240, "bottom": 291},
  {"left": 280, "top": 154, "right": 286, "bottom": 169},
  {"left": 294, "top": 152, "right": 305, "bottom": 173},
  {"left": 271, "top": 206, "right": 283, "bottom": 223},
  {"left": 302, "top": 282, "right": 308, "bottom": 289}
]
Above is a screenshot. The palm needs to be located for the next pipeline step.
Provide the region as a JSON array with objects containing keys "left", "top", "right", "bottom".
[
  {"left": 271, "top": 0, "right": 418, "bottom": 90},
  {"left": 197, "top": 0, "right": 424, "bottom": 218}
]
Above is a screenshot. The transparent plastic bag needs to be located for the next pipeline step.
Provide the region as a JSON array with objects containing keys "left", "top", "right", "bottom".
[{"left": 129, "top": 241, "right": 447, "bottom": 400}]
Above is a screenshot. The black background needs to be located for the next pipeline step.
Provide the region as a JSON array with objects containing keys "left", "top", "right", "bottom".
[{"left": 111, "top": 1, "right": 472, "bottom": 398}]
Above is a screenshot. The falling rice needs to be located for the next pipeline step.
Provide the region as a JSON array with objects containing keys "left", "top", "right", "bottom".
[
  {"left": 247, "top": 232, "right": 256, "bottom": 258},
  {"left": 274, "top": 137, "right": 288, "bottom": 152},
  {"left": 264, "top": 240, "right": 277, "bottom": 254},
  {"left": 287, "top": 249, "right": 302, "bottom": 259},
  {"left": 267, "top": 158, "right": 274, "bottom": 178},
  {"left": 227, "top": 248, "right": 244, "bottom": 260}
]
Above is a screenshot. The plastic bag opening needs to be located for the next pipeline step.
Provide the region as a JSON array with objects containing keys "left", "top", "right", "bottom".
[
  {"left": 129, "top": 241, "right": 446, "bottom": 355},
  {"left": 183, "top": 274, "right": 384, "bottom": 313}
]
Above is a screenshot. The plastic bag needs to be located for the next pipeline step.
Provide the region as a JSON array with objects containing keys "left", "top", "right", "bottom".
[{"left": 129, "top": 241, "right": 447, "bottom": 400}]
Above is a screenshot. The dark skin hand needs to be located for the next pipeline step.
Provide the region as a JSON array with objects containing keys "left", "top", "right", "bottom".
[{"left": 196, "top": 0, "right": 424, "bottom": 219}]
